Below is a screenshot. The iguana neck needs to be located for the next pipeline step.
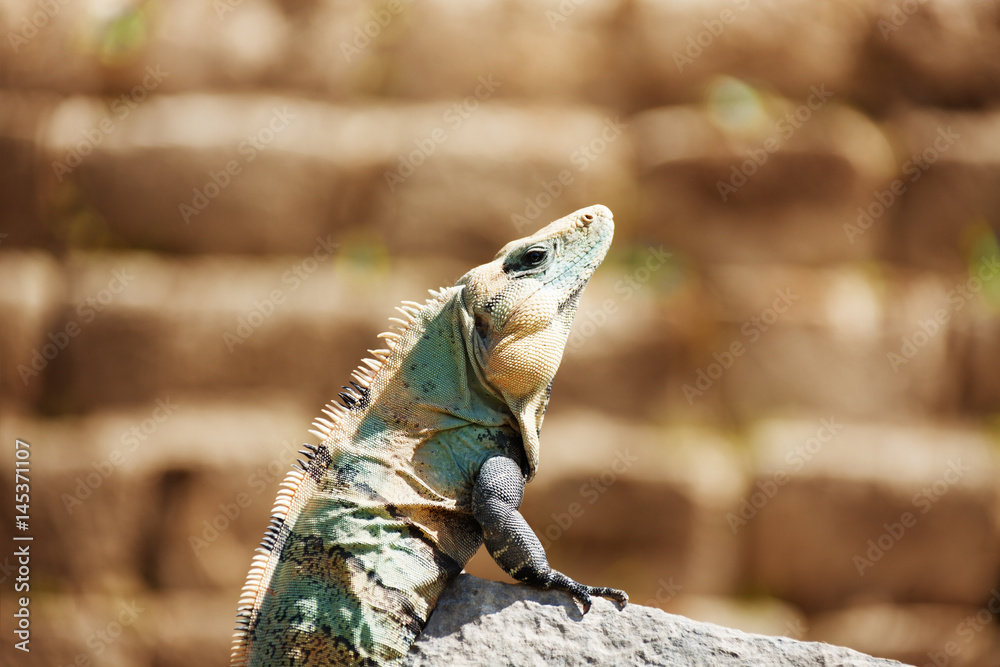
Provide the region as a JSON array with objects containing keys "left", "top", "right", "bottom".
[{"left": 366, "top": 287, "right": 514, "bottom": 437}]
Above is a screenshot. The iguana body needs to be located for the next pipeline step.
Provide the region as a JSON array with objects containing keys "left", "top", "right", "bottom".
[{"left": 231, "top": 205, "right": 627, "bottom": 666}]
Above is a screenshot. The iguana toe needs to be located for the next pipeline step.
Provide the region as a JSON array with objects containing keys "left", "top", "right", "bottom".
[{"left": 587, "top": 586, "right": 629, "bottom": 609}]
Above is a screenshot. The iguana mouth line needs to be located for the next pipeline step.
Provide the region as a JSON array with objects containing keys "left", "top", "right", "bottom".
[
  {"left": 557, "top": 279, "right": 589, "bottom": 314},
  {"left": 492, "top": 226, "right": 610, "bottom": 329}
]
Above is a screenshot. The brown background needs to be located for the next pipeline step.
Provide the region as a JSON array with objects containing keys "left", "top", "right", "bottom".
[{"left": 1, "top": 0, "right": 1000, "bottom": 665}]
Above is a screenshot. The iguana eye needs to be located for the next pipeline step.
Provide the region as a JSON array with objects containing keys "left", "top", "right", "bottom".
[
  {"left": 502, "top": 243, "right": 554, "bottom": 275},
  {"left": 523, "top": 248, "right": 548, "bottom": 267}
]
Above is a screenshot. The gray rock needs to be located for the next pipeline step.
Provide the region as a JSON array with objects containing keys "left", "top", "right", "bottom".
[{"left": 408, "top": 575, "right": 911, "bottom": 666}]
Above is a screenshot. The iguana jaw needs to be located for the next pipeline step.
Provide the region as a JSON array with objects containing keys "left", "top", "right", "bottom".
[{"left": 457, "top": 205, "right": 614, "bottom": 479}]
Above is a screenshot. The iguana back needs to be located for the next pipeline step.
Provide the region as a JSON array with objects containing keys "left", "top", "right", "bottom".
[{"left": 232, "top": 205, "right": 626, "bottom": 666}]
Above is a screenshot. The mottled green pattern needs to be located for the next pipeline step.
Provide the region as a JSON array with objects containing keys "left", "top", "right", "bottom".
[{"left": 232, "top": 206, "right": 618, "bottom": 666}]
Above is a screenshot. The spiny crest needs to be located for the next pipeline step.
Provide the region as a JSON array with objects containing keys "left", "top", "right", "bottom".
[
  {"left": 231, "top": 442, "right": 318, "bottom": 664},
  {"left": 306, "top": 286, "right": 456, "bottom": 441}
]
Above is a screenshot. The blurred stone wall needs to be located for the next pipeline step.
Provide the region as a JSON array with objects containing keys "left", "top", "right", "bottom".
[{"left": 1, "top": 1, "right": 999, "bottom": 665}]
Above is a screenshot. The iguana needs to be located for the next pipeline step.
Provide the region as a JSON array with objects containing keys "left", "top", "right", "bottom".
[{"left": 231, "top": 204, "right": 627, "bottom": 666}]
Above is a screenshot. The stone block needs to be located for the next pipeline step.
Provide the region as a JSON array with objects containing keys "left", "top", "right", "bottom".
[
  {"left": 630, "top": 0, "right": 867, "bottom": 106},
  {"left": 0, "top": 399, "right": 310, "bottom": 593},
  {"left": 0, "top": 592, "right": 152, "bottom": 667},
  {"left": 633, "top": 101, "right": 897, "bottom": 264},
  {"left": 0, "top": 250, "right": 64, "bottom": 408},
  {"left": 30, "top": 251, "right": 460, "bottom": 412},
  {"left": 410, "top": 575, "right": 909, "bottom": 666},
  {"left": 748, "top": 419, "right": 1000, "bottom": 611},
  {"left": 0, "top": 1, "right": 104, "bottom": 94},
  {"left": 35, "top": 92, "right": 633, "bottom": 260},
  {"left": 855, "top": 0, "right": 1000, "bottom": 110},
  {"left": 810, "top": 602, "right": 1000, "bottom": 667},
  {"left": 883, "top": 108, "right": 1000, "bottom": 272},
  {"left": 965, "top": 302, "right": 1000, "bottom": 414},
  {"left": 0, "top": 0, "right": 299, "bottom": 98},
  {"left": 372, "top": 0, "right": 628, "bottom": 105},
  {"left": 0, "top": 92, "right": 61, "bottom": 244},
  {"left": 511, "top": 411, "right": 747, "bottom": 600},
  {"left": 677, "top": 264, "right": 968, "bottom": 421}
]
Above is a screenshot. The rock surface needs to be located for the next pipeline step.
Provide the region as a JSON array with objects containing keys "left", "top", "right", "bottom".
[{"left": 408, "top": 575, "right": 911, "bottom": 666}]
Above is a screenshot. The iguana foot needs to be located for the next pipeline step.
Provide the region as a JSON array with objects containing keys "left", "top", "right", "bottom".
[
  {"left": 472, "top": 456, "right": 629, "bottom": 614},
  {"left": 584, "top": 586, "right": 629, "bottom": 611},
  {"left": 541, "top": 571, "right": 628, "bottom": 613},
  {"left": 571, "top": 585, "right": 628, "bottom": 613}
]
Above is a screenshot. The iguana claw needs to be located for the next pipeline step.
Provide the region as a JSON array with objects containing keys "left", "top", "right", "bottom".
[
  {"left": 587, "top": 586, "right": 629, "bottom": 611},
  {"left": 573, "top": 585, "right": 629, "bottom": 614}
]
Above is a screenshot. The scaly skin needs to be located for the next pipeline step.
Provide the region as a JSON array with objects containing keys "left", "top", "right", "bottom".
[{"left": 231, "top": 205, "right": 627, "bottom": 666}]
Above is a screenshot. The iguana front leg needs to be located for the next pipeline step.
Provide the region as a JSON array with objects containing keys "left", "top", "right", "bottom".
[{"left": 472, "top": 455, "right": 629, "bottom": 612}]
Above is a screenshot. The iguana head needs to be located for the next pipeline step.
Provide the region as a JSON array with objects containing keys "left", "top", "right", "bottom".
[{"left": 457, "top": 205, "right": 614, "bottom": 479}]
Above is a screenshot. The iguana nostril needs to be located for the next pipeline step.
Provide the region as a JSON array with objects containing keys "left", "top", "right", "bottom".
[{"left": 581, "top": 205, "right": 613, "bottom": 224}]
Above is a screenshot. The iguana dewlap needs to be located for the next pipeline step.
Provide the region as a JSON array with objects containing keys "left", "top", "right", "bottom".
[{"left": 232, "top": 205, "right": 627, "bottom": 666}]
